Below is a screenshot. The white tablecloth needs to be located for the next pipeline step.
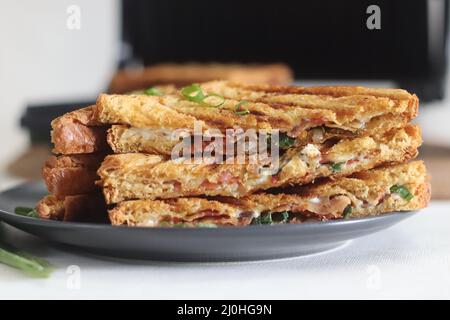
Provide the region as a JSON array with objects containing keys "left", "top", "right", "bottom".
[{"left": 1, "top": 201, "right": 449, "bottom": 300}]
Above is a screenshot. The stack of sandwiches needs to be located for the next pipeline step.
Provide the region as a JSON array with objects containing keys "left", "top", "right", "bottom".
[
  {"left": 37, "top": 81, "right": 430, "bottom": 227},
  {"left": 37, "top": 106, "right": 109, "bottom": 222}
]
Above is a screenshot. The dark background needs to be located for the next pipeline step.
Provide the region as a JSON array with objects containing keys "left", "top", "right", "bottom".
[{"left": 122, "top": 0, "right": 448, "bottom": 101}]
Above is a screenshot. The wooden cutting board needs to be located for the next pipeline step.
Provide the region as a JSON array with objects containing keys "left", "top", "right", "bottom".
[{"left": 418, "top": 146, "right": 450, "bottom": 200}]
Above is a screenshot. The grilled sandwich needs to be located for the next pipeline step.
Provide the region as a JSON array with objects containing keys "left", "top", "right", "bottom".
[
  {"left": 97, "top": 124, "right": 421, "bottom": 203},
  {"left": 109, "top": 161, "right": 430, "bottom": 227},
  {"left": 95, "top": 84, "right": 418, "bottom": 137},
  {"left": 95, "top": 81, "right": 418, "bottom": 159},
  {"left": 52, "top": 83, "right": 418, "bottom": 156}
]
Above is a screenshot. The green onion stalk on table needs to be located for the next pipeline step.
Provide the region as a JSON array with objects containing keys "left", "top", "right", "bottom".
[{"left": 0, "top": 207, "right": 54, "bottom": 278}]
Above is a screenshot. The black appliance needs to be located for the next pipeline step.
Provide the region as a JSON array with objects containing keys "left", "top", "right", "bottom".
[{"left": 121, "top": 0, "right": 449, "bottom": 101}]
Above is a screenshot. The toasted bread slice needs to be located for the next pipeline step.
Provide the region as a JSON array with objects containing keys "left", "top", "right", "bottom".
[
  {"left": 51, "top": 106, "right": 110, "bottom": 154},
  {"left": 108, "top": 63, "right": 293, "bottom": 94},
  {"left": 109, "top": 161, "right": 430, "bottom": 227},
  {"left": 95, "top": 82, "right": 418, "bottom": 138},
  {"left": 98, "top": 124, "right": 421, "bottom": 203},
  {"left": 42, "top": 154, "right": 105, "bottom": 198},
  {"left": 201, "top": 80, "right": 418, "bottom": 108},
  {"left": 36, "top": 193, "right": 108, "bottom": 222}
]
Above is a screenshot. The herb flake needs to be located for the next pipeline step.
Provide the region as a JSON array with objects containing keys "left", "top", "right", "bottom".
[
  {"left": 390, "top": 185, "right": 414, "bottom": 201},
  {"left": 331, "top": 162, "right": 343, "bottom": 173},
  {"left": 180, "top": 84, "right": 206, "bottom": 102},
  {"left": 343, "top": 205, "right": 352, "bottom": 219},
  {"left": 202, "top": 93, "right": 225, "bottom": 108},
  {"left": 251, "top": 213, "right": 273, "bottom": 225},
  {"left": 144, "top": 87, "right": 163, "bottom": 96},
  {"left": 234, "top": 100, "right": 250, "bottom": 116},
  {"left": 14, "top": 207, "right": 39, "bottom": 218},
  {"left": 278, "top": 133, "right": 296, "bottom": 149},
  {"left": 272, "top": 211, "right": 289, "bottom": 223}
]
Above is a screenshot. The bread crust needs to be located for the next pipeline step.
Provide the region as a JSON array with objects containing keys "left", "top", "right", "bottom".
[
  {"left": 95, "top": 82, "right": 418, "bottom": 138},
  {"left": 36, "top": 193, "right": 108, "bottom": 222},
  {"left": 42, "top": 154, "right": 105, "bottom": 198},
  {"left": 36, "top": 195, "right": 65, "bottom": 220},
  {"left": 98, "top": 125, "right": 422, "bottom": 203},
  {"left": 51, "top": 106, "right": 109, "bottom": 154},
  {"left": 109, "top": 161, "right": 430, "bottom": 227}
]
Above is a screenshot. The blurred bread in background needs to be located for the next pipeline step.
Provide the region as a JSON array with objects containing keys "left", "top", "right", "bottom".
[{"left": 108, "top": 63, "right": 293, "bottom": 93}]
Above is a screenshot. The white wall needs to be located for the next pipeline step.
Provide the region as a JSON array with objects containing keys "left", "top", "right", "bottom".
[{"left": 0, "top": 0, "right": 119, "bottom": 168}]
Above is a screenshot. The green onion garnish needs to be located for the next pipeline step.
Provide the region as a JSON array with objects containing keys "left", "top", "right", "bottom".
[
  {"left": 278, "top": 133, "right": 296, "bottom": 149},
  {"left": 144, "top": 87, "right": 163, "bottom": 96},
  {"left": 202, "top": 93, "right": 225, "bottom": 108},
  {"left": 235, "top": 110, "right": 250, "bottom": 116},
  {"left": 0, "top": 247, "right": 53, "bottom": 278},
  {"left": 390, "top": 185, "right": 414, "bottom": 201},
  {"left": 251, "top": 212, "right": 273, "bottom": 225},
  {"left": 180, "top": 83, "right": 226, "bottom": 108},
  {"left": 173, "top": 222, "right": 189, "bottom": 228},
  {"left": 14, "top": 207, "right": 39, "bottom": 218},
  {"left": 251, "top": 216, "right": 261, "bottom": 225},
  {"left": 260, "top": 213, "right": 273, "bottom": 224},
  {"left": 234, "top": 100, "right": 250, "bottom": 116},
  {"left": 180, "top": 84, "right": 205, "bottom": 102},
  {"left": 252, "top": 211, "right": 291, "bottom": 225},
  {"left": 331, "top": 162, "right": 343, "bottom": 173},
  {"left": 272, "top": 211, "right": 289, "bottom": 223},
  {"left": 343, "top": 205, "right": 352, "bottom": 219}
]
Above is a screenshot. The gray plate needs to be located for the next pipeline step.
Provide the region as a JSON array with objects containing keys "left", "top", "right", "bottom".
[{"left": 0, "top": 182, "right": 416, "bottom": 262}]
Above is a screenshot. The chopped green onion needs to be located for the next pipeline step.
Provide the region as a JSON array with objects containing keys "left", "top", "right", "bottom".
[
  {"left": 252, "top": 211, "right": 291, "bottom": 225},
  {"left": 180, "top": 84, "right": 205, "bottom": 102},
  {"left": 0, "top": 247, "right": 53, "bottom": 278},
  {"left": 278, "top": 133, "right": 296, "bottom": 149},
  {"left": 331, "top": 162, "right": 343, "bottom": 173},
  {"left": 390, "top": 185, "right": 414, "bottom": 201},
  {"left": 234, "top": 100, "right": 250, "bottom": 116},
  {"left": 343, "top": 205, "right": 352, "bottom": 219},
  {"left": 272, "top": 211, "right": 289, "bottom": 223},
  {"left": 173, "top": 222, "right": 189, "bottom": 228},
  {"left": 235, "top": 110, "right": 250, "bottom": 116},
  {"left": 202, "top": 93, "right": 225, "bottom": 108},
  {"left": 260, "top": 213, "right": 272, "bottom": 224},
  {"left": 251, "top": 216, "right": 261, "bottom": 225},
  {"left": 144, "top": 87, "right": 163, "bottom": 96},
  {"left": 235, "top": 100, "right": 248, "bottom": 109},
  {"left": 14, "top": 207, "right": 39, "bottom": 218},
  {"left": 251, "top": 212, "right": 273, "bottom": 225}
]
